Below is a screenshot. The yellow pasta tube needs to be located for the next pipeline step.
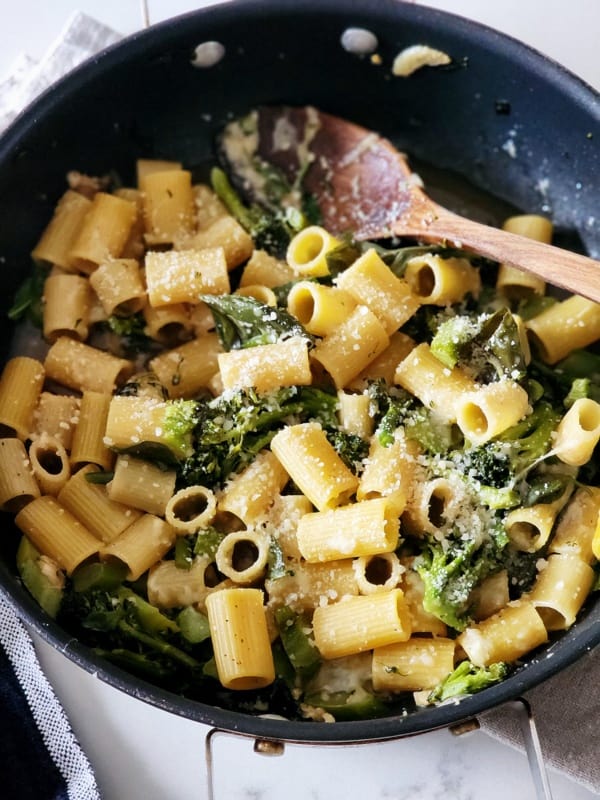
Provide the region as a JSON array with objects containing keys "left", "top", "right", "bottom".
[
  {"left": 145, "top": 247, "right": 230, "bottom": 307},
  {"left": 70, "top": 391, "right": 114, "bottom": 470},
  {"left": 0, "top": 438, "right": 40, "bottom": 512},
  {"left": 103, "top": 395, "right": 193, "bottom": 460},
  {"left": 31, "top": 190, "right": 92, "bottom": 270},
  {"left": 336, "top": 248, "right": 420, "bottom": 334},
  {"left": 43, "top": 273, "right": 91, "bottom": 342},
  {"left": 312, "top": 589, "right": 412, "bottom": 660},
  {"left": 58, "top": 464, "right": 142, "bottom": 544},
  {"left": 265, "top": 559, "right": 358, "bottom": 613},
  {"left": 165, "top": 486, "right": 217, "bottom": 534},
  {"left": 239, "top": 248, "right": 295, "bottom": 288},
  {"left": 402, "top": 477, "right": 459, "bottom": 537},
  {"left": 45, "top": 337, "right": 133, "bottom": 394},
  {"left": 457, "top": 600, "right": 548, "bottom": 667},
  {"left": 180, "top": 215, "right": 254, "bottom": 270},
  {"left": 102, "top": 514, "right": 177, "bottom": 581},
  {"left": 107, "top": 455, "right": 176, "bottom": 517},
  {"left": 394, "top": 343, "right": 476, "bottom": 424},
  {"left": 88, "top": 258, "right": 146, "bottom": 316},
  {"left": 205, "top": 587, "right": 275, "bottom": 690},
  {"left": 69, "top": 192, "right": 137, "bottom": 273},
  {"left": 551, "top": 486, "right": 600, "bottom": 564},
  {"left": 404, "top": 254, "right": 481, "bottom": 304},
  {"left": 235, "top": 285, "right": 277, "bottom": 306},
  {"left": 15, "top": 496, "right": 99, "bottom": 574},
  {"left": 357, "top": 429, "right": 420, "bottom": 507},
  {"left": 287, "top": 282, "right": 357, "bottom": 336},
  {"left": 372, "top": 637, "right": 456, "bottom": 692},
  {"left": 337, "top": 391, "right": 373, "bottom": 439},
  {"left": 496, "top": 215, "right": 552, "bottom": 298},
  {"left": 143, "top": 303, "right": 193, "bottom": 343},
  {"left": 526, "top": 295, "right": 600, "bottom": 364},
  {"left": 455, "top": 380, "right": 531, "bottom": 445},
  {"left": 148, "top": 334, "right": 221, "bottom": 399},
  {"left": 218, "top": 336, "right": 312, "bottom": 393},
  {"left": 140, "top": 168, "right": 195, "bottom": 245},
  {"left": 286, "top": 225, "right": 339, "bottom": 277},
  {"left": 28, "top": 434, "right": 71, "bottom": 496},
  {"left": 217, "top": 450, "right": 289, "bottom": 526},
  {"left": 270, "top": 422, "right": 358, "bottom": 510},
  {"left": 266, "top": 493, "right": 313, "bottom": 561},
  {"left": 147, "top": 555, "right": 214, "bottom": 608},
  {"left": 504, "top": 482, "right": 574, "bottom": 553},
  {"left": 528, "top": 553, "right": 595, "bottom": 631},
  {"left": 553, "top": 398, "right": 600, "bottom": 466},
  {"left": 296, "top": 497, "right": 399, "bottom": 562},
  {"left": 311, "top": 305, "right": 390, "bottom": 389},
  {"left": 353, "top": 552, "right": 403, "bottom": 595},
  {"left": 348, "top": 331, "right": 416, "bottom": 389},
  {"left": 33, "top": 392, "right": 79, "bottom": 450},
  {"left": 0, "top": 357, "right": 45, "bottom": 439},
  {"left": 215, "top": 528, "right": 271, "bottom": 584}
]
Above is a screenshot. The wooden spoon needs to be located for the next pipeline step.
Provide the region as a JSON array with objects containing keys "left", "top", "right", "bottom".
[{"left": 222, "top": 105, "right": 600, "bottom": 303}]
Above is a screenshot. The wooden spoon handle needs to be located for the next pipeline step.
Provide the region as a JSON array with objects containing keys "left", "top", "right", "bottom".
[{"left": 395, "top": 203, "right": 600, "bottom": 304}]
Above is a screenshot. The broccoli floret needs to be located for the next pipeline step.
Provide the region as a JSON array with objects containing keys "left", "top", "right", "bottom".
[
  {"left": 415, "top": 522, "right": 508, "bottom": 631},
  {"left": 428, "top": 661, "right": 509, "bottom": 703},
  {"left": 430, "top": 308, "right": 528, "bottom": 382},
  {"left": 200, "top": 293, "right": 313, "bottom": 351},
  {"left": 211, "top": 166, "right": 305, "bottom": 257}
]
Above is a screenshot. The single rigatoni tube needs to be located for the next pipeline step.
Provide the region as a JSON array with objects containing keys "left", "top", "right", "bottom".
[
  {"left": 239, "top": 248, "right": 295, "bottom": 288},
  {"left": 145, "top": 247, "right": 230, "bottom": 307},
  {"left": 265, "top": 559, "right": 358, "bottom": 614},
  {"left": 270, "top": 422, "right": 358, "bottom": 510},
  {"left": 312, "top": 305, "right": 389, "bottom": 388},
  {"left": 312, "top": 588, "right": 412, "bottom": 659},
  {"left": 553, "top": 398, "right": 600, "bottom": 466},
  {"left": 235, "top": 284, "right": 277, "bottom": 307},
  {"left": 102, "top": 514, "right": 177, "bottom": 581},
  {"left": 31, "top": 190, "right": 92, "bottom": 270},
  {"left": 550, "top": 486, "right": 600, "bottom": 564},
  {"left": 336, "top": 248, "right": 420, "bottom": 334},
  {"left": 143, "top": 303, "right": 193, "bottom": 343},
  {"left": 337, "top": 391, "right": 373, "bottom": 439},
  {"left": 29, "top": 434, "right": 71, "bottom": 496},
  {"left": 504, "top": 483, "right": 574, "bottom": 553},
  {"left": 69, "top": 192, "right": 137, "bottom": 273},
  {"left": 528, "top": 553, "right": 595, "bottom": 631},
  {"left": 45, "top": 337, "right": 133, "bottom": 394},
  {"left": 286, "top": 225, "right": 339, "bottom": 277},
  {"left": 215, "top": 528, "right": 271, "bottom": 584},
  {"left": 89, "top": 258, "right": 146, "bottom": 317},
  {"left": 0, "top": 357, "right": 45, "bottom": 440},
  {"left": 206, "top": 587, "right": 275, "bottom": 690},
  {"left": 43, "top": 273, "right": 91, "bottom": 342},
  {"left": 107, "top": 455, "right": 176, "bottom": 517},
  {"left": 404, "top": 254, "right": 481, "bottom": 304},
  {"left": 457, "top": 600, "right": 548, "bottom": 667},
  {"left": 181, "top": 215, "right": 254, "bottom": 270},
  {"left": 357, "top": 429, "right": 420, "bottom": 505},
  {"left": 526, "top": 295, "right": 600, "bottom": 364},
  {"left": 218, "top": 336, "right": 312, "bottom": 394},
  {"left": 349, "top": 331, "right": 416, "bottom": 389},
  {"left": 394, "top": 343, "right": 476, "bottom": 424},
  {"left": 217, "top": 450, "right": 289, "bottom": 525},
  {"left": 372, "top": 637, "right": 456, "bottom": 692},
  {"left": 287, "top": 282, "right": 357, "bottom": 336},
  {"left": 58, "top": 464, "right": 142, "bottom": 544},
  {"left": 70, "top": 391, "right": 114, "bottom": 471},
  {"left": 15, "top": 496, "right": 99, "bottom": 574},
  {"left": 496, "top": 215, "right": 552, "bottom": 298},
  {"left": 296, "top": 497, "right": 399, "bottom": 562},
  {"left": 33, "top": 392, "right": 79, "bottom": 450},
  {"left": 140, "top": 168, "right": 195, "bottom": 245},
  {"left": 456, "top": 380, "right": 531, "bottom": 445},
  {"left": 0, "top": 438, "right": 40, "bottom": 512},
  {"left": 165, "top": 486, "right": 217, "bottom": 534},
  {"left": 148, "top": 334, "right": 221, "bottom": 399},
  {"left": 353, "top": 552, "right": 403, "bottom": 595}
]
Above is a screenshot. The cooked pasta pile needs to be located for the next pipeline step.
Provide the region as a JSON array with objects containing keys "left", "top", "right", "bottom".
[{"left": 1, "top": 159, "right": 600, "bottom": 720}]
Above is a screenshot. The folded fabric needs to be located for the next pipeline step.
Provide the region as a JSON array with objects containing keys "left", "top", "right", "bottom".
[{"left": 0, "top": 593, "right": 100, "bottom": 800}]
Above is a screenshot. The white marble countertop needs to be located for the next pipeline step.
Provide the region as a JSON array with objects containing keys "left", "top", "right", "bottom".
[{"left": 2, "top": 2, "right": 599, "bottom": 799}]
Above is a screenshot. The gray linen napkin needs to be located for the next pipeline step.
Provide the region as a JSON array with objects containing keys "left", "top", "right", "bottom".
[{"left": 1, "top": 9, "right": 599, "bottom": 797}]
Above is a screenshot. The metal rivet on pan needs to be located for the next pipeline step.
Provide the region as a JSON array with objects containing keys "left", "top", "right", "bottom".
[
  {"left": 191, "top": 41, "right": 226, "bottom": 68},
  {"left": 340, "top": 27, "right": 379, "bottom": 56}
]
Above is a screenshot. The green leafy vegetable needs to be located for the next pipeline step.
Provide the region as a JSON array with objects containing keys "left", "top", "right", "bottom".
[
  {"left": 428, "top": 661, "right": 509, "bottom": 703},
  {"left": 8, "top": 263, "right": 46, "bottom": 327}
]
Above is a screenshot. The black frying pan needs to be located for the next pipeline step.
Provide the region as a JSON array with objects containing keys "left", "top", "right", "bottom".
[{"left": 0, "top": 0, "right": 599, "bottom": 744}]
